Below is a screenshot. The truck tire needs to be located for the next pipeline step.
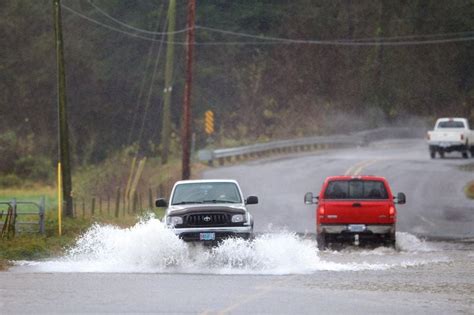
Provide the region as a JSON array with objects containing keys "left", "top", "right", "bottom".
[
  {"left": 439, "top": 150, "right": 445, "bottom": 158},
  {"left": 462, "top": 151, "right": 469, "bottom": 159},
  {"left": 471, "top": 146, "right": 474, "bottom": 158},
  {"left": 316, "top": 233, "right": 327, "bottom": 251},
  {"left": 430, "top": 150, "right": 436, "bottom": 159}
]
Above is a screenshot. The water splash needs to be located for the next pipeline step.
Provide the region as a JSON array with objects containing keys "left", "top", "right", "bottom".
[{"left": 13, "top": 217, "right": 447, "bottom": 274}]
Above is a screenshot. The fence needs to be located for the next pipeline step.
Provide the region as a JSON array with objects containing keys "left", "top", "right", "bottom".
[
  {"left": 0, "top": 197, "right": 46, "bottom": 237},
  {"left": 198, "top": 127, "right": 425, "bottom": 165},
  {"left": 72, "top": 181, "right": 175, "bottom": 219}
]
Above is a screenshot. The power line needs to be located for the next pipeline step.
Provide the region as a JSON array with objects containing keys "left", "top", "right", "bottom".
[
  {"left": 195, "top": 25, "right": 474, "bottom": 46},
  {"left": 135, "top": 13, "right": 168, "bottom": 157},
  {"left": 127, "top": 13, "right": 163, "bottom": 146},
  {"left": 61, "top": 3, "right": 185, "bottom": 44},
  {"left": 87, "top": 0, "right": 190, "bottom": 36},
  {"left": 61, "top": 4, "right": 474, "bottom": 46}
]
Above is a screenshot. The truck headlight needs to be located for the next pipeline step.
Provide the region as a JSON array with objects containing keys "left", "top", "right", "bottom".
[
  {"left": 231, "top": 214, "right": 245, "bottom": 223},
  {"left": 167, "top": 216, "right": 183, "bottom": 226}
]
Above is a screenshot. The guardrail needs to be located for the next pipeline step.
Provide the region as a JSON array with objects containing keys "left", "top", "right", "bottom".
[
  {"left": 198, "top": 127, "right": 425, "bottom": 166},
  {"left": 0, "top": 197, "right": 46, "bottom": 236}
]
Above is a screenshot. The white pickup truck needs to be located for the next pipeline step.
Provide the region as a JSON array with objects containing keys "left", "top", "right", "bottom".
[{"left": 427, "top": 117, "right": 474, "bottom": 159}]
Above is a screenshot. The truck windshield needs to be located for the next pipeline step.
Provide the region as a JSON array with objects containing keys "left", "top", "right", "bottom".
[
  {"left": 437, "top": 121, "right": 465, "bottom": 128},
  {"left": 324, "top": 180, "right": 388, "bottom": 200},
  {"left": 171, "top": 182, "right": 242, "bottom": 205}
]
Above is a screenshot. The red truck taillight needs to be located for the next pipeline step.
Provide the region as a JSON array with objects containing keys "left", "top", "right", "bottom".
[
  {"left": 389, "top": 206, "right": 395, "bottom": 219},
  {"left": 460, "top": 134, "right": 464, "bottom": 141},
  {"left": 318, "top": 205, "right": 325, "bottom": 215}
]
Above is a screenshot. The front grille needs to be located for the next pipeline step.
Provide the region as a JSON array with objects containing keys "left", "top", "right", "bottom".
[{"left": 185, "top": 213, "right": 229, "bottom": 226}]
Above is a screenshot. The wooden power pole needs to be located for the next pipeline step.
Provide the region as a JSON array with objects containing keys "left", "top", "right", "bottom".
[
  {"left": 53, "top": 0, "right": 74, "bottom": 217},
  {"left": 181, "top": 0, "right": 196, "bottom": 180},
  {"left": 161, "top": 0, "right": 177, "bottom": 165}
]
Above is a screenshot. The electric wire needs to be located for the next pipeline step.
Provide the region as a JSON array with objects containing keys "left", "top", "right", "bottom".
[
  {"left": 127, "top": 14, "right": 163, "bottom": 146},
  {"left": 61, "top": 3, "right": 184, "bottom": 44},
  {"left": 195, "top": 25, "right": 474, "bottom": 46},
  {"left": 134, "top": 14, "right": 168, "bottom": 158},
  {"left": 87, "top": 0, "right": 190, "bottom": 36},
  {"left": 62, "top": 3, "right": 474, "bottom": 46}
]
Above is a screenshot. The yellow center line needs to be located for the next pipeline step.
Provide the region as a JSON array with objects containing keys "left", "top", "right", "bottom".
[
  {"left": 352, "top": 159, "right": 379, "bottom": 176},
  {"left": 344, "top": 160, "right": 366, "bottom": 176},
  {"left": 344, "top": 159, "right": 378, "bottom": 176}
]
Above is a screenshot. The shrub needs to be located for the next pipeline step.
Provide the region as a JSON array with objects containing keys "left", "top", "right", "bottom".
[
  {"left": 14, "top": 155, "right": 52, "bottom": 181},
  {"left": 0, "top": 174, "right": 22, "bottom": 188}
]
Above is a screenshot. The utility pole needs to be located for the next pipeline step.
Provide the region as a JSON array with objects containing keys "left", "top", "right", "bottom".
[
  {"left": 53, "top": 0, "right": 74, "bottom": 217},
  {"left": 181, "top": 0, "right": 196, "bottom": 180},
  {"left": 161, "top": 0, "right": 177, "bottom": 165}
]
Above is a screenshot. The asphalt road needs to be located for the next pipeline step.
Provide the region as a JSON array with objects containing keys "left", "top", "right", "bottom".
[
  {"left": 203, "top": 139, "right": 474, "bottom": 240},
  {"left": 1, "top": 139, "right": 473, "bottom": 314}
]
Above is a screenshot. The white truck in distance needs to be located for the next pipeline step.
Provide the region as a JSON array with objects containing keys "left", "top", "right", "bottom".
[{"left": 427, "top": 118, "right": 474, "bottom": 159}]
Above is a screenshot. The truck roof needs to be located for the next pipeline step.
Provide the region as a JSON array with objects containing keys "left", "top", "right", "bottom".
[
  {"left": 436, "top": 117, "right": 467, "bottom": 122},
  {"left": 324, "top": 175, "right": 388, "bottom": 182},
  {"left": 173, "top": 179, "right": 239, "bottom": 185}
]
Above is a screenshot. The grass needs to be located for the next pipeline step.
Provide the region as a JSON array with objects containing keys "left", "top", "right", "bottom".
[
  {"left": 0, "top": 153, "right": 203, "bottom": 271},
  {"left": 465, "top": 181, "right": 474, "bottom": 199}
]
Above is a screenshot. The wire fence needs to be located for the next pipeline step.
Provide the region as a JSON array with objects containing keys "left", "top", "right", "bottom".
[{"left": 72, "top": 182, "right": 174, "bottom": 219}]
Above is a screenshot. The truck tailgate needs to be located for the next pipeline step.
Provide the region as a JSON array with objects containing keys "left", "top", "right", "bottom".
[
  {"left": 429, "top": 130, "right": 463, "bottom": 142},
  {"left": 321, "top": 200, "right": 394, "bottom": 224}
]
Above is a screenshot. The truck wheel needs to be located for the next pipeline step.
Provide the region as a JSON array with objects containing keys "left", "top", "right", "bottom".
[
  {"left": 439, "top": 150, "right": 445, "bottom": 158},
  {"left": 430, "top": 151, "right": 436, "bottom": 159},
  {"left": 471, "top": 147, "right": 474, "bottom": 158},
  {"left": 316, "top": 233, "right": 327, "bottom": 251},
  {"left": 462, "top": 152, "right": 469, "bottom": 159}
]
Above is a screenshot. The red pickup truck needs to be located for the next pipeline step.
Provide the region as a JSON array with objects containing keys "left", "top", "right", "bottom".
[{"left": 304, "top": 175, "right": 406, "bottom": 249}]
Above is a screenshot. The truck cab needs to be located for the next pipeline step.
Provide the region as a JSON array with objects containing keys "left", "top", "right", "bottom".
[{"left": 305, "top": 175, "right": 406, "bottom": 249}]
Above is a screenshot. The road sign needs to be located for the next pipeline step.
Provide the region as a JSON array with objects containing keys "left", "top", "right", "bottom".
[{"left": 204, "top": 110, "right": 214, "bottom": 135}]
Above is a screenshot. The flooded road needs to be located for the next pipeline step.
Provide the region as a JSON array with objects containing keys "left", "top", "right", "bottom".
[
  {"left": 3, "top": 219, "right": 473, "bottom": 314},
  {"left": 1, "top": 139, "right": 473, "bottom": 313}
]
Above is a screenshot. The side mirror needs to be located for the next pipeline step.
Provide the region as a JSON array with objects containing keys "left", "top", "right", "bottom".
[
  {"left": 246, "top": 196, "right": 258, "bottom": 205},
  {"left": 396, "top": 193, "right": 406, "bottom": 205},
  {"left": 304, "top": 192, "right": 318, "bottom": 205},
  {"left": 155, "top": 198, "right": 168, "bottom": 208}
]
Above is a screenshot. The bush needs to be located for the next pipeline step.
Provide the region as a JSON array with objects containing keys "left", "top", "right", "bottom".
[
  {"left": 14, "top": 155, "right": 52, "bottom": 181},
  {"left": 0, "top": 131, "right": 18, "bottom": 173},
  {"left": 0, "top": 174, "right": 22, "bottom": 188}
]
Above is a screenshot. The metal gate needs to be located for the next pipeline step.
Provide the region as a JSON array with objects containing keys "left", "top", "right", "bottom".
[{"left": 0, "top": 197, "right": 46, "bottom": 237}]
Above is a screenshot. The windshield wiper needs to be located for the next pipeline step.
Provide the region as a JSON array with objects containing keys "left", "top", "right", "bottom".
[{"left": 172, "top": 201, "right": 203, "bottom": 205}]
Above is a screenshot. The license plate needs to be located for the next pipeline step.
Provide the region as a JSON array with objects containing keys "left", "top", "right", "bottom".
[
  {"left": 200, "top": 232, "right": 215, "bottom": 241},
  {"left": 348, "top": 224, "right": 366, "bottom": 232}
]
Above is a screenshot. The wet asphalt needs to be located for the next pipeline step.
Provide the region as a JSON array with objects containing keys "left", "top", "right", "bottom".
[{"left": 1, "top": 139, "right": 473, "bottom": 314}]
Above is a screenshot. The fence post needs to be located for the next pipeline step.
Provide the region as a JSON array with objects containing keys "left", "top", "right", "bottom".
[
  {"left": 91, "top": 197, "right": 96, "bottom": 216},
  {"left": 39, "top": 196, "right": 45, "bottom": 234},
  {"left": 99, "top": 196, "right": 102, "bottom": 215},
  {"left": 159, "top": 184, "right": 164, "bottom": 198},
  {"left": 115, "top": 187, "right": 121, "bottom": 218},
  {"left": 132, "top": 192, "right": 138, "bottom": 213},
  {"left": 107, "top": 195, "right": 110, "bottom": 216},
  {"left": 123, "top": 189, "right": 127, "bottom": 216},
  {"left": 148, "top": 188, "right": 153, "bottom": 209},
  {"left": 139, "top": 192, "right": 143, "bottom": 212}
]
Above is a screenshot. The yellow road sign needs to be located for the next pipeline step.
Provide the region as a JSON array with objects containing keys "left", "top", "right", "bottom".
[{"left": 204, "top": 110, "right": 214, "bottom": 135}]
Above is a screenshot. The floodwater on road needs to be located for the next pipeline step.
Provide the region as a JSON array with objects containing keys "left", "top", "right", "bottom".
[{"left": 10, "top": 217, "right": 471, "bottom": 276}]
